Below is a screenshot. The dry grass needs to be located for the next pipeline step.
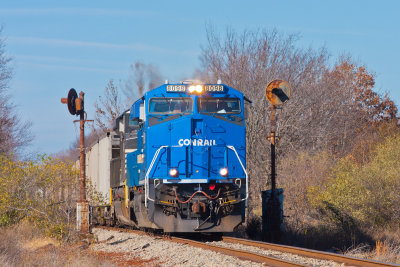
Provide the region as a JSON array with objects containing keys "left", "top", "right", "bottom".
[
  {"left": 0, "top": 222, "right": 114, "bottom": 267},
  {"left": 341, "top": 221, "right": 400, "bottom": 264},
  {"left": 345, "top": 240, "right": 400, "bottom": 265}
]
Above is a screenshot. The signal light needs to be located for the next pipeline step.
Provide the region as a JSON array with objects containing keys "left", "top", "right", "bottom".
[
  {"left": 209, "top": 184, "right": 216, "bottom": 191},
  {"left": 75, "top": 98, "right": 83, "bottom": 112},
  {"left": 61, "top": 88, "right": 85, "bottom": 115},
  {"left": 169, "top": 168, "right": 179, "bottom": 177},
  {"left": 219, "top": 167, "right": 228, "bottom": 177},
  {"left": 265, "top": 79, "right": 292, "bottom": 106}
]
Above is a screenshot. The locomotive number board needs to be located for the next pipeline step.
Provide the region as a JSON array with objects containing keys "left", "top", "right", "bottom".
[
  {"left": 204, "top": 85, "right": 224, "bottom": 92},
  {"left": 166, "top": 85, "right": 187, "bottom": 92},
  {"left": 166, "top": 84, "right": 225, "bottom": 92}
]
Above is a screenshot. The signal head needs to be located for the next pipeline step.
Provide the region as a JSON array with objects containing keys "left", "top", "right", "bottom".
[
  {"left": 61, "top": 88, "right": 85, "bottom": 116},
  {"left": 265, "top": 80, "right": 292, "bottom": 106},
  {"left": 60, "top": 88, "right": 78, "bottom": 115}
]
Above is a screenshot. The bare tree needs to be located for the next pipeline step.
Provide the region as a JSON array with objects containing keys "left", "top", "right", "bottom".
[
  {"left": 92, "top": 61, "right": 163, "bottom": 134},
  {"left": 0, "top": 28, "right": 32, "bottom": 155},
  {"left": 93, "top": 80, "right": 124, "bottom": 133},
  {"left": 61, "top": 61, "right": 164, "bottom": 160},
  {"left": 199, "top": 27, "right": 330, "bottom": 212},
  {"left": 199, "top": 27, "right": 398, "bottom": 214}
]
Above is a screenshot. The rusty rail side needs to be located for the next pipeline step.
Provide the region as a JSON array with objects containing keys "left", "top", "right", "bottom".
[{"left": 222, "top": 236, "right": 399, "bottom": 267}]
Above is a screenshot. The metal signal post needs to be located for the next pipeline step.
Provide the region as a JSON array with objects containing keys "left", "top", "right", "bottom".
[
  {"left": 75, "top": 91, "right": 87, "bottom": 203},
  {"left": 270, "top": 105, "right": 277, "bottom": 193},
  {"left": 263, "top": 80, "right": 291, "bottom": 242},
  {"left": 61, "top": 89, "right": 93, "bottom": 236}
]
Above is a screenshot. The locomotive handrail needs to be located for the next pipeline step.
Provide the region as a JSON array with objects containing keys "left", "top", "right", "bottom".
[
  {"left": 144, "top": 145, "right": 184, "bottom": 207},
  {"left": 145, "top": 145, "right": 168, "bottom": 207},
  {"left": 227, "top": 145, "right": 248, "bottom": 204}
]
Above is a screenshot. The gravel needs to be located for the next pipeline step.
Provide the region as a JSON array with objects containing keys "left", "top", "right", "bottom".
[
  {"left": 207, "top": 241, "right": 349, "bottom": 267},
  {"left": 91, "top": 228, "right": 263, "bottom": 267},
  {"left": 91, "top": 228, "right": 351, "bottom": 267}
]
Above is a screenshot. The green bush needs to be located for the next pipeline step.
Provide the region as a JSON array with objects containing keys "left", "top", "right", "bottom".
[{"left": 309, "top": 134, "right": 400, "bottom": 231}]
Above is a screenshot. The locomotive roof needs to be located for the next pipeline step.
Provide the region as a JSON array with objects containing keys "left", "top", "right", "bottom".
[{"left": 127, "top": 83, "right": 249, "bottom": 121}]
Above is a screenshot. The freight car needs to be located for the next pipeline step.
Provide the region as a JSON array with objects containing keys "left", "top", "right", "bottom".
[{"left": 88, "top": 81, "right": 248, "bottom": 233}]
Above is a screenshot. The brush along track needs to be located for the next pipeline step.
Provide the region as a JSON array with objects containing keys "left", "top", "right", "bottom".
[{"left": 221, "top": 236, "right": 399, "bottom": 267}]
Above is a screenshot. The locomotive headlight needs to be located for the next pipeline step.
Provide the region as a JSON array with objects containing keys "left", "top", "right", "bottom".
[
  {"left": 188, "top": 85, "right": 203, "bottom": 94},
  {"left": 195, "top": 85, "right": 203, "bottom": 93},
  {"left": 188, "top": 85, "right": 196, "bottom": 93},
  {"left": 169, "top": 168, "right": 179, "bottom": 177},
  {"left": 219, "top": 167, "right": 228, "bottom": 177}
]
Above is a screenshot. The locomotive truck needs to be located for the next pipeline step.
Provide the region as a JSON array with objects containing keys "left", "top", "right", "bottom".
[{"left": 87, "top": 81, "right": 248, "bottom": 232}]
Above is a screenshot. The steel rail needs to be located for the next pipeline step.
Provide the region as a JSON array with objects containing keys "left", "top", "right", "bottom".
[
  {"left": 94, "top": 226, "right": 305, "bottom": 266},
  {"left": 222, "top": 236, "right": 400, "bottom": 267},
  {"left": 169, "top": 236, "right": 306, "bottom": 267}
]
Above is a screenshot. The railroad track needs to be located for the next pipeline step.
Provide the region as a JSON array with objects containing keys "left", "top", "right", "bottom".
[
  {"left": 93, "top": 226, "right": 399, "bottom": 267},
  {"left": 221, "top": 236, "right": 398, "bottom": 267}
]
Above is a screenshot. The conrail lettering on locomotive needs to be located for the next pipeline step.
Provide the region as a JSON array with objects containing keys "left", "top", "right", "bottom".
[{"left": 178, "top": 138, "right": 216, "bottom": 146}]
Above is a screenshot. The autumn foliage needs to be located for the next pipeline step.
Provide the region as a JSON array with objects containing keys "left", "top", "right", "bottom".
[
  {"left": 309, "top": 128, "right": 400, "bottom": 232},
  {"left": 200, "top": 27, "right": 400, "bottom": 249},
  {"left": 329, "top": 59, "right": 397, "bottom": 121},
  {"left": 0, "top": 155, "right": 79, "bottom": 239}
]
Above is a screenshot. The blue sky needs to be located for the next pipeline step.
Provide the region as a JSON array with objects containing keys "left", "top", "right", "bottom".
[{"left": 1, "top": 0, "right": 399, "bottom": 155}]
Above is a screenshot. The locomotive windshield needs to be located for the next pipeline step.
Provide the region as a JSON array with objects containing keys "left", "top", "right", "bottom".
[
  {"left": 197, "top": 98, "right": 241, "bottom": 114},
  {"left": 149, "top": 98, "right": 193, "bottom": 114}
]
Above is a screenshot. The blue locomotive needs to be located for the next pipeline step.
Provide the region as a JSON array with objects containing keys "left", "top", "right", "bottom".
[{"left": 103, "top": 82, "right": 247, "bottom": 232}]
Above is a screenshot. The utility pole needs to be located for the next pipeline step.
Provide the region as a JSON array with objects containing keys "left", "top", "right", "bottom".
[
  {"left": 61, "top": 89, "right": 93, "bottom": 236},
  {"left": 262, "top": 80, "right": 291, "bottom": 242}
]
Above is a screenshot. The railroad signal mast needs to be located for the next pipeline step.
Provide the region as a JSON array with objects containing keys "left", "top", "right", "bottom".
[
  {"left": 263, "top": 79, "right": 292, "bottom": 242},
  {"left": 61, "top": 89, "right": 93, "bottom": 235}
]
